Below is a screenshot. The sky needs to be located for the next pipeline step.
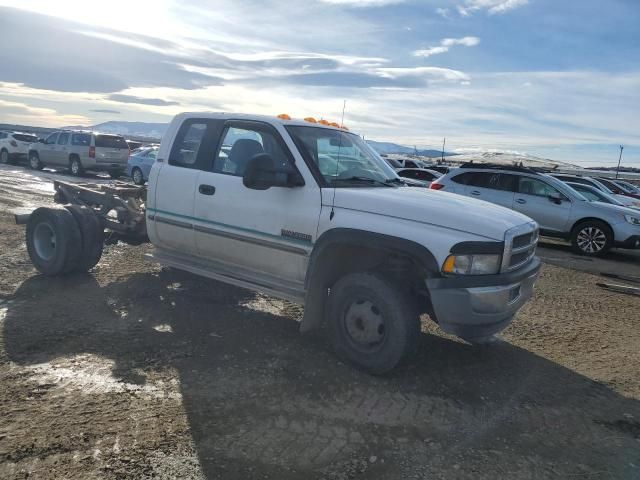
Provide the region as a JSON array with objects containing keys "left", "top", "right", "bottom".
[{"left": 0, "top": 0, "right": 638, "bottom": 166}]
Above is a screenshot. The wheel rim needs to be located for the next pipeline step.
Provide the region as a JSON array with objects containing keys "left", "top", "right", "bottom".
[
  {"left": 343, "top": 299, "right": 386, "bottom": 352},
  {"left": 577, "top": 226, "right": 607, "bottom": 253},
  {"left": 33, "top": 222, "right": 57, "bottom": 261},
  {"left": 71, "top": 160, "right": 79, "bottom": 174},
  {"left": 133, "top": 169, "right": 142, "bottom": 184},
  {"left": 30, "top": 156, "right": 39, "bottom": 168},
  {"left": 0, "top": 151, "right": 7, "bottom": 163}
]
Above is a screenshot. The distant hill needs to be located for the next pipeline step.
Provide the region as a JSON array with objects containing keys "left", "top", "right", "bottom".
[
  {"left": 366, "top": 140, "right": 455, "bottom": 158},
  {"left": 62, "top": 121, "right": 167, "bottom": 140}
]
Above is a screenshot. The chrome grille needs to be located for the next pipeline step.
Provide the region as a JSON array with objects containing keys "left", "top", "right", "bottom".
[{"left": 501, "top": 222, "right": 538, "bottom": 272}]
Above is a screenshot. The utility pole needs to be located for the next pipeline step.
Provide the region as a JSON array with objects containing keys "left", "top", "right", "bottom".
[
  {"left": 616, "top": 145, "right": 624, "bottom": 179},
  {"left": 441, "top": 138, "right": 446, "bottom": 163}
]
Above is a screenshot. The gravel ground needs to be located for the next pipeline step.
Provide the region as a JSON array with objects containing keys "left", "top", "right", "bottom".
[{"left": 0, "top": 164, "right": 639, "bottom": 479}]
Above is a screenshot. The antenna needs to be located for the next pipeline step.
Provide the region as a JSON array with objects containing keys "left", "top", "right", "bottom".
[
  {"left": 615, "top": 145, "right": 624, "bottom": 179},
  {"left": 329, "top": 100, "right": 347, "bottom": 221},
  {"left": 441, "top": 137, "right": 446, "bottom": 163}
]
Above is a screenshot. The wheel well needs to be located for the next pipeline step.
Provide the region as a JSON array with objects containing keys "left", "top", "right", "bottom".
[
  {"left": 300, "top": 239, "right": 436, "bottom": 333},
  {"left": 312, "top": 244, "right": 428, "bottom": 294},
  {"left": 570, "top": 217, "right": 613, "bottom": 236},
  {"left": 69, "top": 154, "right": 80, "bottom": 162}
]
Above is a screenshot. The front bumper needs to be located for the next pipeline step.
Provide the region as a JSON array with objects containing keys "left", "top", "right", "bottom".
[{"left": 426, "top": 257, "right": 541, "bottom": 340}]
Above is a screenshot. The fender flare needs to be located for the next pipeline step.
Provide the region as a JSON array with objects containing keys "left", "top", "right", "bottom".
[{"left": 300, "top": 228, "right": 441, "bottom": 333}]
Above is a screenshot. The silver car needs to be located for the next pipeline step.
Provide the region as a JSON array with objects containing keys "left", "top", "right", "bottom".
[
  {"left": 432, "top": 164, "right": 640, "bottom": 255},
  {"left": 28, "top": 130, "right": 130, "bottom": 178}
]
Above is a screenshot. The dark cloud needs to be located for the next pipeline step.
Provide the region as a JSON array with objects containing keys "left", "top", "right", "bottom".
[
  {"left": 0, "top": 7, "right": 222, "bottom": 93},
  {"left": 90, "top": 109, "right": 121, "bottom": 114},
  {"left": 108, "top": 94, "right": 180, "bottom": 106}
]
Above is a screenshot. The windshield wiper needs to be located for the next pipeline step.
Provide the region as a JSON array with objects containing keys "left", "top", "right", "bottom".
[{"left": 331, "top": 176, "right": 395, "bottom": 187}]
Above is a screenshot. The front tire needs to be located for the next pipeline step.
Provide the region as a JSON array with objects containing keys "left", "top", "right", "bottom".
[
  {"left": 571, "top": 220, "right": 613, "bottom": 256},
  {"left": 26, "top": 207, "right": 82, "bottom": 275},
  {"left": 131, "top": 167, "right": 144, "bottom": 185},
  {"left": 326, "top": 273, "right": 420, "bottom": 374},
  {"left": 29, "top": 152, "right": 43, "bottom": 170}
]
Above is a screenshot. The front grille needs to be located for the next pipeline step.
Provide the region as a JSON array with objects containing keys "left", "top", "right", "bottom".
[{"left": 502, "top": 222, "right": 538, "bottom": 272}]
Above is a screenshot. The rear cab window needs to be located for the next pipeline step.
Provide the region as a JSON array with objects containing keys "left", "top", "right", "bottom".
[
  {"left": 95, "top": 135, "right": 128, "bottom": 149},
  {"left": 168, "top": 119, "right": 224, "bottom": 170}
]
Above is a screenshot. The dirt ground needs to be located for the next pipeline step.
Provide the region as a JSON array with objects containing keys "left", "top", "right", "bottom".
[{"left": 0, "top": 164, "right": 639, "bottom": 480}]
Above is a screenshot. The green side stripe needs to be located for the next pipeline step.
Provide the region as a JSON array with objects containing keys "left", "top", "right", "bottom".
[{"left": 147, "top": 207, "right": 313, "bottom": 246}]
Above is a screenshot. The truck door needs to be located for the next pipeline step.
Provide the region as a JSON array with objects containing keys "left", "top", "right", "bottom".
[
  {"left": 148, "top": 119, "right": 217, "bottom": 253},
  {"left": 193, "top": 120, "right": 320, "bottom": 285}
]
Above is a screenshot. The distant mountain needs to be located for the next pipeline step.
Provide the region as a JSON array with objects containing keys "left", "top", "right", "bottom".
[
  {"left": 62, "top": 121, "right": 168, "bottom": 139},
  {"left": 366, "top": 140, "right": 455, "bottom": 158}
]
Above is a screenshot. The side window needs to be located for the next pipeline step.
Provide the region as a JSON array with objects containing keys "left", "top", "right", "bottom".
[
  {"left": 491, "top": 173, "right": 517, "bottom": 191},
  {"left": 169, "top": 121, "right": 208, "bottom": 168},
  {"left": 57, "top": 132, "right": 69, "bottom": 145},
  {"left": 518, "top": 177, "right": 559, "bottom": 197},
  {"left": 451, "top": 172, "right": 474, "bottom": 185},
  {"left": 466, "top": 172, "right": 494, "bottom": 188},
  {"left": 212, "top": 125, "right": 292, "bottom": 177},
  {"left": 71, "top": 134, "right": 91, "bottom": 146},
  {"left": 147, "top": 150, "right": 157, "bottom": 160},
  {"left": 44, "top": 133, "right": 59, "bottom": 145}
]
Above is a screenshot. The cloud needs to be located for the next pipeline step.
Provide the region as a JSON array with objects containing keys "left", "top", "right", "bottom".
[
  {"left": 318, "top": 0, "right": 405, "bottom": 6},
  {"left": 0, "top": 7, "right": 221, "bottom": 93},
  {"left": 457, "top": 0, "right": 528, "bottom": 16},
  {"left": 435, "top": 7, "right": 450, "bottom": 18},
  {"left": 414, "top": 36, "right": 480, "bottom": 58},
  {"left": 0, "top": 98, "right": 90, "bottom": 126},
  {"left": 91, "top": 109, "right": 121, "bottom": 114},
  {"left": 108, "top": 94, "right": 180, "bottom": 106}
]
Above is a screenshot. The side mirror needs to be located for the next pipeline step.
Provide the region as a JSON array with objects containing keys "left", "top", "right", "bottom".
[
  {"left": 548, "top": 192, "right": 564, "bottom": 204},
  {"left": 243, "top": 153, "right": 304, "bottom": 190},
  {"left": 38, "top": 138, "right": 45, "bottom": 143}
]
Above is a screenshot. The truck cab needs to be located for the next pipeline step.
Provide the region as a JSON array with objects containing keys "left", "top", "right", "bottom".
[{"left": 144, "top": 112, "right": 540, "bottom": 373}]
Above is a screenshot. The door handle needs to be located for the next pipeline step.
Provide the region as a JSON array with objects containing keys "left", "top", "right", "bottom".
[
  {"left": 470, "top": 190, "right": 481, "bottom": 196},
  {"left": 198, "top": 184, "right": 215, "bottom": 195},
  {"left": 516, "top": 198, "right": 526, "bottom": 204}
]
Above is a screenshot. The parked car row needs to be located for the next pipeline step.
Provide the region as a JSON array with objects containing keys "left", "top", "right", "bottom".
[
  {"left": 431, "top": 164, "right": 640, "bottom": 256},
  {"left": 0, "top": 129, "right": 158, "bottom": 183}
]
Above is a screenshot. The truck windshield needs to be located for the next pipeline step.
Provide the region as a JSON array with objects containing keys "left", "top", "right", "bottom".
[{"left": 287, "top": 126, "right": 398, "bottom": 187}]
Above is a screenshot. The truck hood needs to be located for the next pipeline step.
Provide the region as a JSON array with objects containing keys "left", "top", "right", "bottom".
[{"left": 330, "top": 187, "right": 533, "bottom": 241}]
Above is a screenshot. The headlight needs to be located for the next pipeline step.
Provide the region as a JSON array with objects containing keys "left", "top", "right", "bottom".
[
  {"left": 624, "top": 214, "right": 640, "bottom": 226},
  {"left": 442, "top": 254, "right": 502, "bottom": 275}
]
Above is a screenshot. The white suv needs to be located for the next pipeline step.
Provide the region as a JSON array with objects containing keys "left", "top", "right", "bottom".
[{"left": 0, "top": 131, "right": 39, "bottom": 165}]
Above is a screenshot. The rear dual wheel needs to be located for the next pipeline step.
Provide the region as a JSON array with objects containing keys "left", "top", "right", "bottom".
[{"left": 26, "top": 207, "right": 104, "bottom": 275}]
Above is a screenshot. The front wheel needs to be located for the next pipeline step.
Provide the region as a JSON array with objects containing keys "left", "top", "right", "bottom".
[
  {"left": 131, "top": 167, "right": 145, "bottom": 185},
  {"left": 29, "top": 152, "right": 43, "bottom": 170},
  {"left": 326, "top": 273, "right": 420, "bottom": 374},
  {"left": 0, "top": 149, "right": 9, "bottom": 164},
  {"left": 571, "top": 220, "right": 613, "bottom": 256}
]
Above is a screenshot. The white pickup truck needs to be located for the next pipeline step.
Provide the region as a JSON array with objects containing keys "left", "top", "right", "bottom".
[{"left": 18, "top": 112, "right": 540, "bottom": 373}]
